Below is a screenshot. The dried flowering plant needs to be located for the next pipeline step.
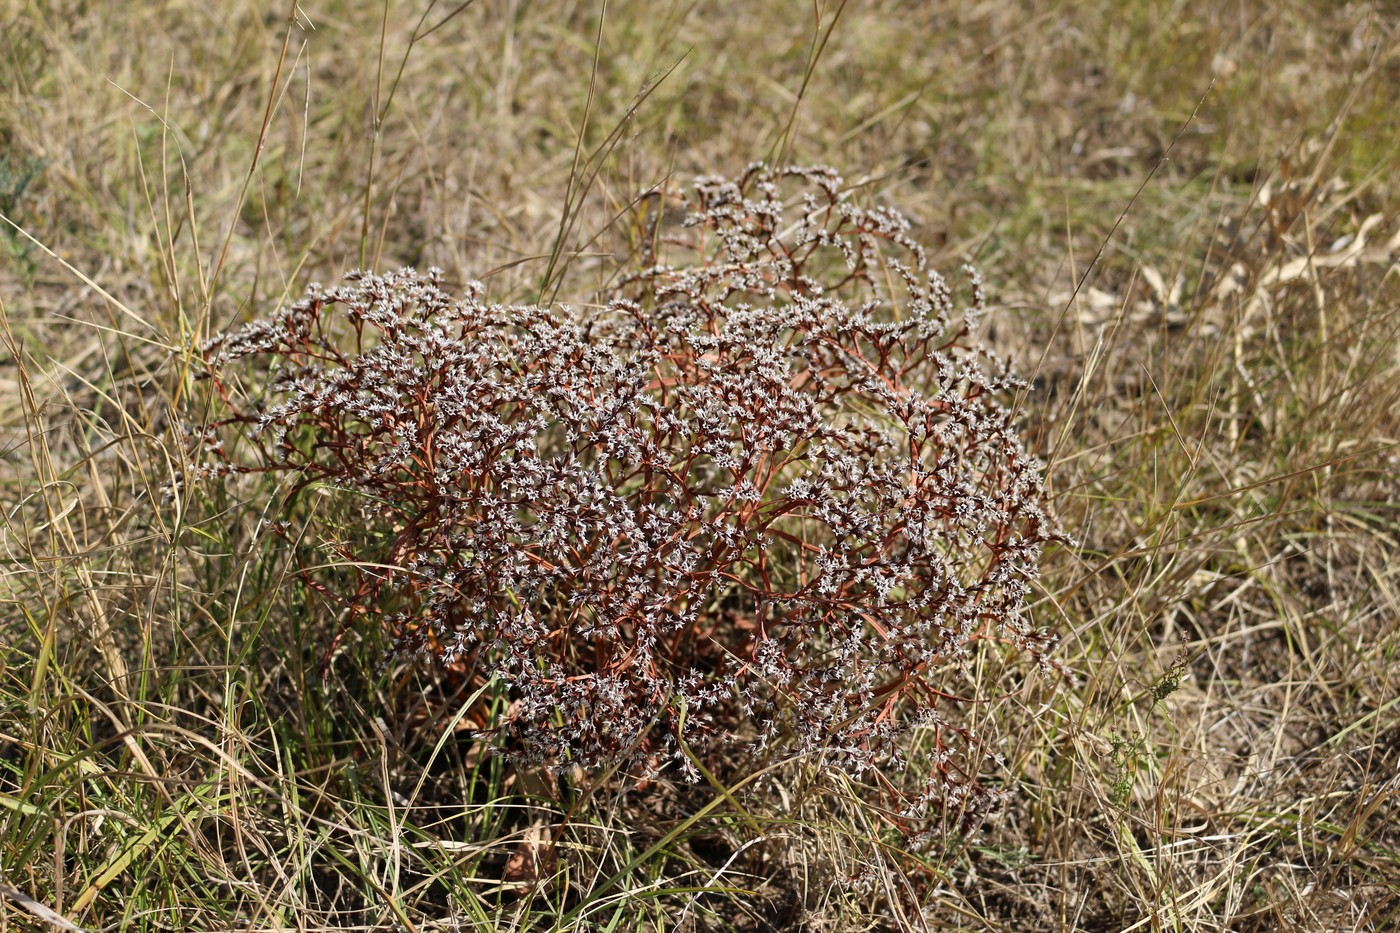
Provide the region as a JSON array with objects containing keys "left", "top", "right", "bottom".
[{"left": 198, "top": 164, "right": 1067, "bottom": 836}]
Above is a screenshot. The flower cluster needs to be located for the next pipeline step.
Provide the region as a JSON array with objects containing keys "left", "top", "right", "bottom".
[{"left": 200, "top": 165, "right": 1067, "bottom": 834}]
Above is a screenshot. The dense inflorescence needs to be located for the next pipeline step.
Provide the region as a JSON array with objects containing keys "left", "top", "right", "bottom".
[{"left": 200, "top": 164, "right": 1068, "bottom": 833}]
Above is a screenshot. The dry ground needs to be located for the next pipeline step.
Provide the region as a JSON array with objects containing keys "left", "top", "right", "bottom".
[{"left": 1, "top": 1, "right": 1397, "bottom": 930}]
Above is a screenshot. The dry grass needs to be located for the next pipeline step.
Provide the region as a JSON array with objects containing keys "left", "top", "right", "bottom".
[{"left": 1, "top": 0, "right": 1397, "bottom": 930}]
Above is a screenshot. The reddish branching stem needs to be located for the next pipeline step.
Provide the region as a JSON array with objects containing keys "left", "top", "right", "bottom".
[{"left": 198, "top": 164, "right": 1069, "bottom": 839}]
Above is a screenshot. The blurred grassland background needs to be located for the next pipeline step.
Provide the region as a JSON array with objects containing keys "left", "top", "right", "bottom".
[{"left": 1, "top": 0, "right": 1397, "bottom": 930}]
